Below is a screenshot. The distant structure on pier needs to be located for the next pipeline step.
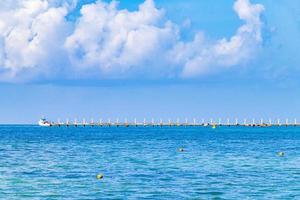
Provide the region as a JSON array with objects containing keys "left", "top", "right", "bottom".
[{"left": 38, "top": 118, "right": 300, "bottom": 127}]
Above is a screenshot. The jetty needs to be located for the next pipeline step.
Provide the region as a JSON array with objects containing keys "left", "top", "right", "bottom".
[{"left": 40, "top": 118, "right": 300, "bottom": 127}]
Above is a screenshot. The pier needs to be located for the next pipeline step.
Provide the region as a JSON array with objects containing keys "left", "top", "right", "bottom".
[{"left": 42, "top": 118, "right": 300, "bottom": 127}]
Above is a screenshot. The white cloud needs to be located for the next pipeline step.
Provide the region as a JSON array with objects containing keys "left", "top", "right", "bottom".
[
  {"left": 171, "top": 0, "right": 265, "bottom": 77},
  {"left": 65, "top": 0, "right": 178, "bottom": 78},
  {"left": 0, "top": 0, "right": 264, "bottom": 82},
  {"left": 0, "top": 0, "right": 74, "bottom": 81}
]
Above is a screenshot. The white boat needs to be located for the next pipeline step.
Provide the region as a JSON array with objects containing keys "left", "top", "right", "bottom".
[{"left": 38, "top": 118, "right": 51, "bottom": 127}]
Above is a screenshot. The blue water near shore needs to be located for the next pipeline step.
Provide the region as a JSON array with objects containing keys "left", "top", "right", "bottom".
[{"left": 1, "top": 125, "right": 300, "bottom": 199}]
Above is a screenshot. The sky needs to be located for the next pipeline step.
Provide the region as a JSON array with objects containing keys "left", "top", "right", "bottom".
[{"left": 0, "top": 0, "right": 300, "bottom": 124}]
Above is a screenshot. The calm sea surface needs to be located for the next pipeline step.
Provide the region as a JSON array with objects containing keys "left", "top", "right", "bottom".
[{"left": 1, "top": 125, "right": 300, "bottom": 199}]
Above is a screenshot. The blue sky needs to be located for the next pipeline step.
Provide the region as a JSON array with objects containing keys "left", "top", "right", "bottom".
[{"left": 0, "top": 0, "right": 299, "bottom": 123}]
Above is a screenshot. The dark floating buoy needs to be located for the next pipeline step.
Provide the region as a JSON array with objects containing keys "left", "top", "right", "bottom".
[
  {"left": 178, "top": 148, "right": 184, "bottom": 152},
  {"left": 96, "top": 174, "right": 104, "bottom": 180},
  {"left": 277, "top": 152, "right": 285, "bottom": 157}
]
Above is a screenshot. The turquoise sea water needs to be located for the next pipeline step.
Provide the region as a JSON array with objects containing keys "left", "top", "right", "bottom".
[{"left": 1, "top": 125, "right": 300, "bottom": 199}]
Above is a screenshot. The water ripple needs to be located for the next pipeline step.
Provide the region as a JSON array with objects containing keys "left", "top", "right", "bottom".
[{"left": 0, "top": 126, "right": 300, "bottom": 199}]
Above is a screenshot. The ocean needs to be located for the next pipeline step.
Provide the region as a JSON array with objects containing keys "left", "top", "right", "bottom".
[{"left": 1, "top": 125, "right": 300, "bottom": 199}]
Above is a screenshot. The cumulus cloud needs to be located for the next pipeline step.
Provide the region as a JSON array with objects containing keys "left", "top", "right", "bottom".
[
  {"left": 0, "top": 0, "right": 73, "bottom": 81},
  {"left": 171, "top": 0, "right": 264, "bottom": 77},
  {"left": 0, "top": 0, "right": 264, "bottom": 82},
  {"left": 65, "top": 0, "right": 179, "bottom": 78}
]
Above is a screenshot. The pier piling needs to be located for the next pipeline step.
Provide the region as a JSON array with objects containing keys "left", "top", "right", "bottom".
[{"left": 41, "top": 117, "right": 300, "bottom": 127}]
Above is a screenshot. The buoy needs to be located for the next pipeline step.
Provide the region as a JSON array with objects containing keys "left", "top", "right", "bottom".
[
  {"left": 212, "top": 125, "right": 217, "bottom": 129},
  {"left": 179, "top": 148, "right": 184, "bottom": 152},
  {"left": 277, "top": 152, "right": 285, "bottom": 157},
  {"left": 96, "top": 174, "right": 104, "bottom": 180}
]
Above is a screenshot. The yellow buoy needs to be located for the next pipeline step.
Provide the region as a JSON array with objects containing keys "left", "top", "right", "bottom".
[
  {"left": 212, "top": 125, "right": 217, "bottom": 129},
  {"left": 96, "top": 174, "right": 104, "bottom": 180},
  {"left": 178, "top": 148, "right": 184, "bottom": 152},
  {"left": 277, "top": 152, "right": 285, "bottom": 157}
]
